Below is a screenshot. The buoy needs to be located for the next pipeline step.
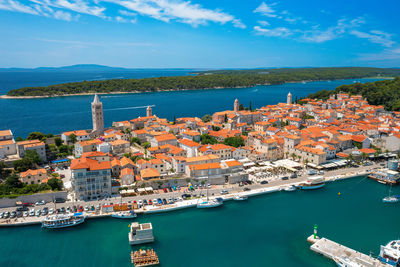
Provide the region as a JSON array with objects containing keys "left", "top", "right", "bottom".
[{"left": 338, "top": 192, "right": 341, "bottom": 196}]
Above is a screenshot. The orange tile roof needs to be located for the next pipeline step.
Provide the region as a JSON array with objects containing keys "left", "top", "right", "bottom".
[
  {"left": 140, "top": 168, "right": 160, "bottom": 178},
  {"left": 0, "top": 130, "right": 12, "bottom": 137},
  {"left": 20, "top": 168, "right": 46, "bottom": 178},
  {"left": 224, "top": 160, "right": 242, "bottom": 167},
  {"left": 71, "top": 157, "right": 111, "bottom": 171},
  {"left": 359, "top": 148, "right": 376, "bottom": 154},
  {"left": 63, "top": 130, "right": 88, "bottom": 137},
  {"left": 120, "top": 157, "right": 135, "bottom": 167},
  {"left": 155, "top": 133, "right": 177, "bottom": 142},
  {"left": 179, "top": 138, "right": 201, "bottom": 147},
  {"left": 191, "top": 162, "right": 221, "bottom": 171}
]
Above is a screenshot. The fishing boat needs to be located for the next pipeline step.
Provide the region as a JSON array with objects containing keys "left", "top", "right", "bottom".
[
  {"left": 131, "top": 249, "right": 159, "bottom": 267},
  {"left": 333, "top": 256, "right": 363, "bottom": 267},
  {"left": 378, "top": 240, "right": 400, "bottom": 266},
  {"left": 284, "top": 185, "right": 297, "bottom": 192},
  {"left": 112, "top": 210, "right": 137, "bottom": 219},
  {"left": 41, "top": 212, "right": 85, "bottom": 229},
  {"left": 382, "top": 184, "right": 400, "bottom": 203},
  {"left": 299, "top": 176, "right": 325, "bottom": 190},
  {"left": 233, "top": 194, "right": 248, "bottom": 201},
  {"left": 197, "top": 169, "right": 223, "bottom": 208}
]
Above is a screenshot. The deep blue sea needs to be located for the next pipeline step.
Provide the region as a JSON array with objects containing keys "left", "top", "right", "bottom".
[
  {"left": 0, "top": 69, "right": 383, "bottom": 138},
  {"left": 0, "top": 178, "right": 399, "bottom": 267}
]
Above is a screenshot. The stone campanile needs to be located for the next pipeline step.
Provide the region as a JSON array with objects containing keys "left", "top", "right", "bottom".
[
  {"left": 234, "top": 99, "right": 239, "bottom": 112},
  {"left": 287, "top": 92, "right": 292, "bottom": 105},
  {"left": 146, "top": 105, "right": 152, "bottom": 117},
  {"left": 91, "top": 94, "right": 104, "bottom": 135}
]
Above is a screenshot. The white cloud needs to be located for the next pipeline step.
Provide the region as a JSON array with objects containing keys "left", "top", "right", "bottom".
[
  {"left": 53, "top": 10, "right": 72, "bottom": 21},
  {"left": 253, "top": 25, "right": 291, "bottom": 37},
  {"left": 0, "top": 0, "right": 38, "bottom": 14},
  {"left": 254, "top": 2, "right": 277, "bottom": 18},
  {"left": 257, "top": 20, "right": 269, "bottom": 26},
  {"left": 232, "top": 19, "right": 246, "bottom": 29},
  {"left": 350, "top": 30, "right": 395, "bottom": 47},
  {"left": 30, "top": 0, "right": 105, "bottom": 17}
]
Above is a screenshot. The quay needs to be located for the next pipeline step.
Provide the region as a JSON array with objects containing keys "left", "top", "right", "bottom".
[
  {"left": 307, "top": 235, "right": 390, "bottom": 267},
  {"left": 0, "top": 171, "right": 369, "bottom": 227}
]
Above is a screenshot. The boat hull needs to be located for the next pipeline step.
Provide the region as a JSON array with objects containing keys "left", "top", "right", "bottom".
[
  {"left": 41, "top": 218, "right": 85, "bottom": 229},
  {"left": 111, "top": 214, "right": 137, "bottom": 219},
  {"left": 233, "top": 196, "right": 248, "bottom": 201},
  {"left": 300, "top": 183, "right": 325, "bottom": 190},
  {"left": 197, "top": 202, "right": 223, "bottom": 208},
  {"left": 378, "top": 256, "right": 400, "bottom": 266}
]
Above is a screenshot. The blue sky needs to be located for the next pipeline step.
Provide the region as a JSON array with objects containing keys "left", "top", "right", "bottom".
[{"left": 0, "top": 0, "right": 399, "bottom": 68}]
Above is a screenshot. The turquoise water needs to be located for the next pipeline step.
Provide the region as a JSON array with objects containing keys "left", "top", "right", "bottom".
[
  {"left": 1, "top": 177, "right": 399, "bottom": 267},
  {"left": 0, "top": 78, "right": 383, "bottom": 138}
]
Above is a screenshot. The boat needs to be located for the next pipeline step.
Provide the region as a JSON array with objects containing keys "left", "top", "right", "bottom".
[
  {"left": 197, "top": 168, "right": 224, "bottom": 208},
  {"left": 131, "top": 249, "right": 159, "bottom": 267},
  {"left": 333, "top": 256, "right": 363, "bottom": 267},
  {"left": 129, "top": 222, "right": 154, "bottom": 245},
  {"left": 233, "top": 194, "right": 248, "bottom": 201},
  {"left": 112, "top": 210, "right": 137, "bottom": 219},
  {"left": 197, "top": 198, "right": 223, "bottom": 208},
  {"left": 378, "top": 240, "right": 400, "bottom": 266},
  {"left": 299, "top": 176, "right": 325, "bottom": 190},
  {"left": 368, "top": 170, "right": 400, "bottom": 185},
  {"left": 284, "top": 185, "right": 297, "bottom": 192},
  {"left": 41, "top": 212, "right": 85, "bottom": 229},
  {"left": 383, "top": 184, "right": 400, "bottom": 203}
]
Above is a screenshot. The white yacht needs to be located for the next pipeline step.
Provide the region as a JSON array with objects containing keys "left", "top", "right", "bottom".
[
  {"left": 111, "top": 210, "right": 137, "bottom": 219},
  {"left": 299, "top": 176, "right": 325, "bottom": 190},
  {"left": 333, "top": 256, "right": 363, "bottom": 267},
  {"left": 233, "top": 194, "right": 248, "bottom": 201},
  {"left": 379, "top": 240, "right": 400, "bottom": 266},
  {"left": 197, "top": 198, "right": 223, "bottom": 208}
]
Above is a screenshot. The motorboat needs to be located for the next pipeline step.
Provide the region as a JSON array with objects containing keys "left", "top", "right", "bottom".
[
  {"left": 299, "top": 176, "right": 325, "bottom": 190},
  {"left": 284, "top": 185, "right": 297, "bottom": 192},
  {"left": 41, "top": 212, "right": 85, "bottom": 229},
  {"left": 233, "top": 195, "right": 248, "bottom": 201},
  {"left": 333, "top": 256, "right": 363, "bottom": 267},
  {"left": 111, "top": 210, "right": 137, "bottom": 219},
  {"left": 379, "top": 240, "right": 400, "bottom": 266}
]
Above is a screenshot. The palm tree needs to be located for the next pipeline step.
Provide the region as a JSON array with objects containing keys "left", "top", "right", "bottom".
[
  {"left": 285, "top": 151, "right": 289, "bottom": 159},
  {"left": 291, "top": 153, "right": 297, "bottom": 161},
  {"left": 304, "top": 159, "right": 309, "bottom": 169},
  {"left": 361, "top": 152, "right": 368, "bottom": 163}
]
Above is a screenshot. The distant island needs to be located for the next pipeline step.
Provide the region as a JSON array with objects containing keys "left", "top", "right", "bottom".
[
  {"left": 304, "top": 77, "right": 400, "bottom": 111},
  {"left": 5, "top": 67, "right": 400, "bottom": 97}
]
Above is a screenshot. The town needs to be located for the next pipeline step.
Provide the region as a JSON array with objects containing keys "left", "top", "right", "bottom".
[{"left": 0, "top": 91, "right": 399, "bottom": 221}]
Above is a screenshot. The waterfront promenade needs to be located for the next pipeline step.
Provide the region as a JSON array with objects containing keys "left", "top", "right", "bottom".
[{"left": 0, "top": 163, "right": 377, "bottom": 227}]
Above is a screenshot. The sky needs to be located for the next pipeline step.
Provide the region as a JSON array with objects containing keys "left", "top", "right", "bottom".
[{"left": 0, "top": 0, "right": 399, "bottom": 68}]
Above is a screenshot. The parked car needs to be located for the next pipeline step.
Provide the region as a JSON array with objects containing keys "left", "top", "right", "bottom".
[
  {"left": 290, "top": 173, "right": 297, "bottom": 179},
  {"left": 90, "top": 205, "right": 95, "bottom": 211},
  {"left": 148, "top": 199, "right": 153, "bottom": 205},
  {"left": 42, "top": 209, "right": 48, "bottom": 216},
  {"left": 221, "top": 189, "right": 229, "bottom": 195},
  {"left": 143, "top": 199, "right": 148, "bottom": 206},
  {"left": 29, "top": 209, "right": 35, "bottom": 216},
  {"left": 163, "top": 188, "right": 168, "bottom": 193},
  {"left": 281, "top": 176, "right": 289, "bottom": 180},
  {"left": 162, "top": 198, "right": 167, "bottom": 205},
  {"left": 0, "top": 212, "right": 3, "bottom": 218},
  {"left": 23, "top": 211, "right": 29, "bottom": 217},
  {"left": 243, "top": 187, "right": 251, "bottom": 191},
  {"left": 60, "top": 207, "right": 66, "bottom": 213},
  {"left": 35, "top": 200, "right": 45, "bottom": 206},
  {"left": 55, "top": 198, "right": 65, "bottom": 203},
  {"left": 153, "top": 199, "right": 158, "bottom": 205},
  {"left": 48, "top": 208, "right": 54, "bottom": 215},
  {"left": 16, "top": 211, "right": 23, "bottom": 217},
  {"left": 84, "top": 206, "right": 89, "bottom": 212},
  {"left": 10, "top": 211, "right": 16, "bottom": 218},
  {"left": 260, "top": 180, "right": 268, "bottom": 184},
  {"left": 16, "top": 206, "right": 28, "bottom": 212},
  {"left": 157, "top": 198, "right": 162, "bottom": 205},
  {"left": 66, "top": 207, "right": 71, "bottom": 213},
  {"left": 23, "top": 202, "right": 34, "bottom": 207},
  {"left": 35, "top": 209, "right": 41, "bottom": 217},
  {"left": 318, "top": 171, "right": 324, "bottom": 175}
]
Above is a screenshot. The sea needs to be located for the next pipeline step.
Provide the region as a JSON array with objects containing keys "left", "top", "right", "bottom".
[
  {"left": 0, "top": 177, "right": 398, "bottom": 267},
  {"left": 0, "top": 68, "right": 383, "bottom": 138}
]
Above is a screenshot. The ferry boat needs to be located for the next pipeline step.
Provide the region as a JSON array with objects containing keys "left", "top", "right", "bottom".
[
  {"left": 111, "top": 210, "right": 137, "bottom": 219},
  {"left": 197, "top": 197, "right": 223, "bottom": 208},
  {"left": 379, "top": 240, "right": 400, "bottom": 266},
  {"left": 41, "top": 212, "right": 85, "bottom": 229},
  {"left": 299, "top": 176, "right": 325, "bottom": 190},
  {"left": 233, "top": 194, "right": 248, "bottom": 201},
  {"left": 333, "top": 256, "right": 363, "bottom": 267},
  {"left": 284, "top": 185, "right": 297, "bottom": 192}
]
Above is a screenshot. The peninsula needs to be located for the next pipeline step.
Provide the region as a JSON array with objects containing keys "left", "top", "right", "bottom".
[{"left": 5, "top": 67, "right": 400, "bottom": 97}]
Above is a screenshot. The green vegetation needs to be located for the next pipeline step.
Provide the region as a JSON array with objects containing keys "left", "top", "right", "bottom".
[
  {"left": 47, "top": 177, "right": 63, "bottom": 191},
  {"left": 223, "top": 136, "right": 245, "bottom": 148},
  {"left": 201, "top": 114, "right": 212, "bottom": 122},
  {"left": 306, "top": 77, "right": 400, "bottom": 111},
  {"left": 0, "top": 174, "right": 53, "bottom": 199},
  {"left": 13, "top": 150, "right": 42, "bottom": 172},
  {"left": 7, "top": 67, "right": 400, "bottom": 97},
  {"left": 200, "top": 134, "right": 218, "bottom": 145}
]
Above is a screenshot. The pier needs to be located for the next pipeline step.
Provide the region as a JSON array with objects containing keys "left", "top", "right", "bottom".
[{"left": 307, "top": 235, "right": 390, "bottom": 266}]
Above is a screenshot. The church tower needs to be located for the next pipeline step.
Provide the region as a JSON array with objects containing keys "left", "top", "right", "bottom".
[
  {"left": 234, "top": 99, "right": 239, "bottom": 112},
  {"left": 146, "top": 105, "right": 152, "bottom": 117},
  {"left": 91, "top": 94, "right": 104, "bottom": 135},
  {"left": 287, "top": 92, "right": 292, "bottom": 105}
]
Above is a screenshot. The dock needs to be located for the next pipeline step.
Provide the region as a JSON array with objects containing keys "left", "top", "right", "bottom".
[{"left": 307, "top": 235, "right": 390, "bottom": 266}]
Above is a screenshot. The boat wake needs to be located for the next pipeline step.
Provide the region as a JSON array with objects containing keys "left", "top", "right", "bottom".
[{"left": 104, "top": 105, "right": 155, "bottom": 111}]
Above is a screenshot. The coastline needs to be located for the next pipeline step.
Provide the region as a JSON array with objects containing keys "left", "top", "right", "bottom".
[
  {"left": 0, "top": 77, "right": 386, "bottom": 99},
  {"left": 0, "top": 171, "right": 367, "bottom": 227}
]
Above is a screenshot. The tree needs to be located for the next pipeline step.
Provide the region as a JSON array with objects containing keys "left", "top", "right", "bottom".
[
  {"left": 211, "top": 125, "right": 221, "bottom": 131},
  {"left": 5, "top": 174, "right": 23, "bottom": 188},
  {"left": 14, "top": 150, "right": 42, "bottom": 172},
  {"left": 224, "top": 114, "right": 228, "bottom": 123},
  {"left": 142, "top": 142, "right": 150, "bottom": 149},
  {"left": 290, "top": 153, "right": 297, "bottom": 161},
  {"left": 130, "top": 137, "right": 141, "bottom": 145},
  {"left": 27, "top": 132, "right": 46, "bottom": 141},
  {"left": 47, "top": 178, "right": 63, "bottom": 191},
  {"left": 249, "top": 101, "right": 252, "bottom": 111},
  {"left": 201, "top": 114, "right": 212, "bottom": 123},
  {"left": 200, "top": 134, "right": 218, "bottom": 145},
  {"left": 0, "top": 162, "right": 11, "bottom": 180},
  {"left": 54, "top": 137, "right": 62, "bottom": 147},
  {"left": 69, "top": 134, "right": 77, "bottom": 144},
  {"left": 223, "top": 136, "right": 244, "bottom": 148},
  {"left": 15, "top": 136, "right": 24, "bottom": 142}
]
